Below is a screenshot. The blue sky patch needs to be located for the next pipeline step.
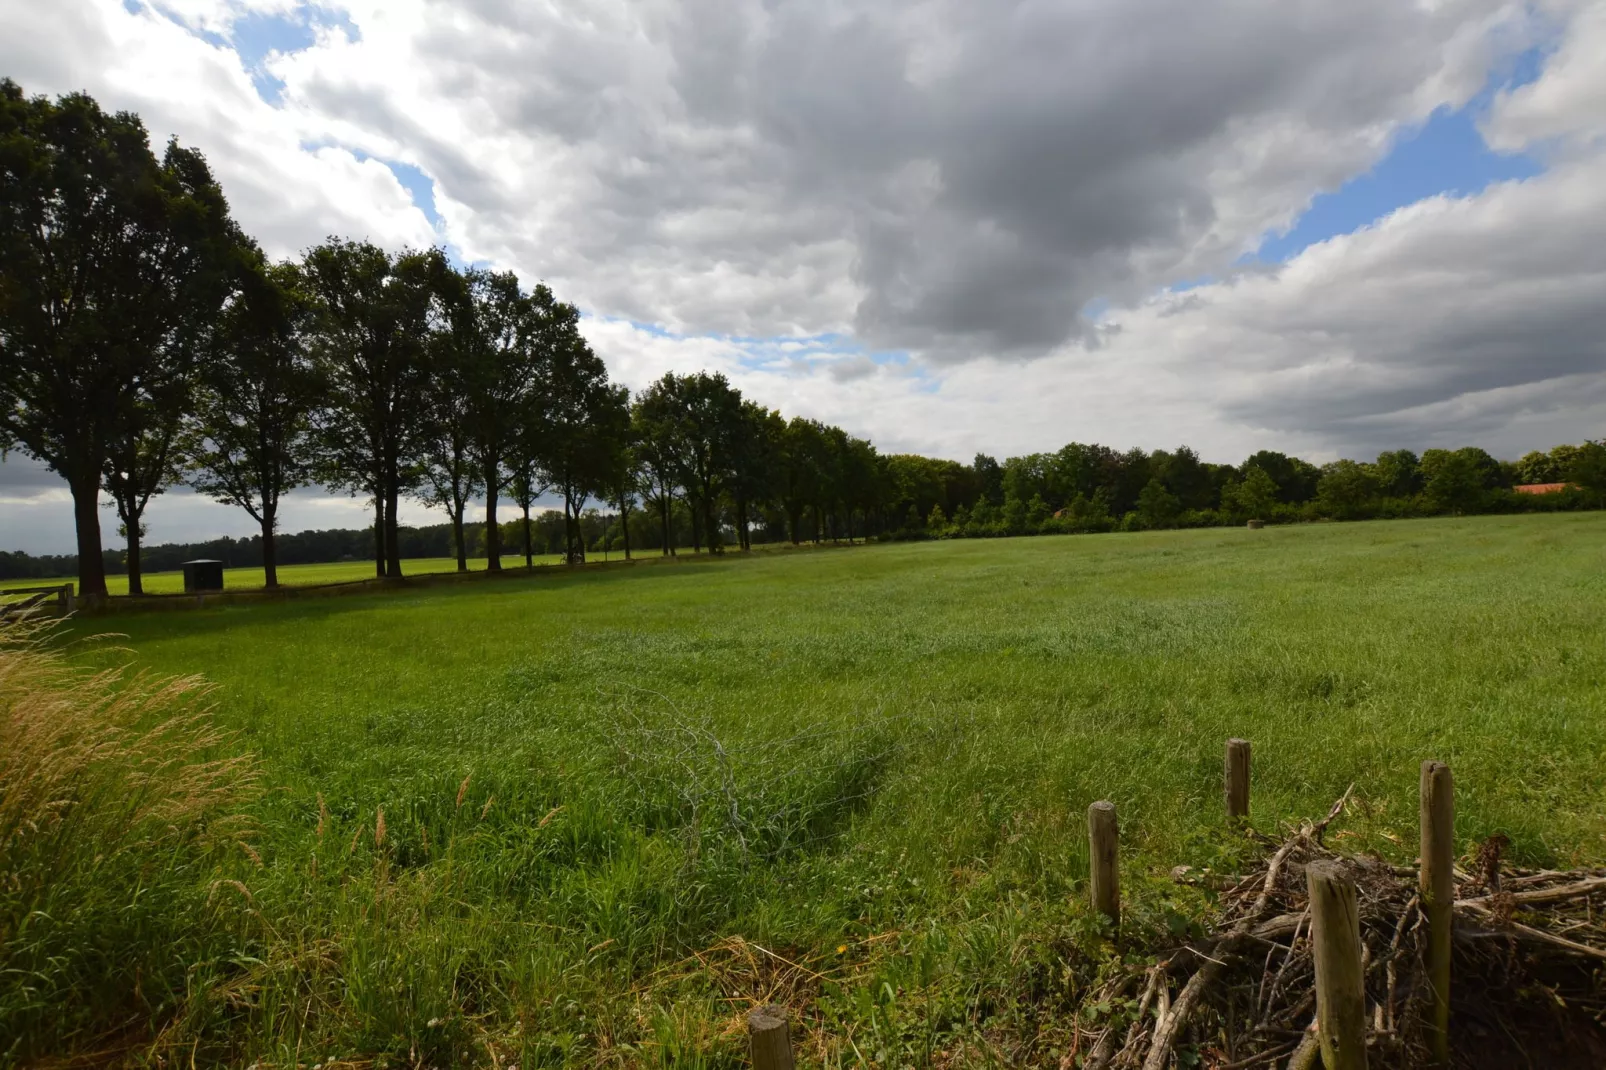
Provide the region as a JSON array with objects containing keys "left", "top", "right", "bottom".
[
  {"left": 1254, "top": 46, "right": 1548, "bottom": 263},
  {"left": 383, "top": 160, "right": 444, "bottom": 230},
  {"left": 136, "top": 2, "right": 358, "bottom": 104}
]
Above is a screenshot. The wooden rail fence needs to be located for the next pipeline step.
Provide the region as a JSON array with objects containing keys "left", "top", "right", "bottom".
[{"left": 0, "top": 583, "right": 75, "bottom": 617}]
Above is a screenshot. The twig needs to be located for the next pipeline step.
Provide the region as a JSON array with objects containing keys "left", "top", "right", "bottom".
[
  {"left": 1457, "top": 903, "right": 1606, "bottom": 960},
  {"left": 1458, "top": 876, "right": 1606, "bottom": 909}
]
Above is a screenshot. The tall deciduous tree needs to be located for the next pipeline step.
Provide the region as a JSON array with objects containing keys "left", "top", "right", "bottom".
[
  {"left": 727, "top": 402, "right": 783, "bottom": 551},
  {"left": 188, "top": 257, "right": 322, "bottom": 587},
  {"left": 0, "top": 80, "right": 241, "bottom": 599},
  {"left": 669, "top": 371, "right": 743, "bottom": 553},
  {"left": 304, "top": 240, "right": 449, "bottom": 580},
  {"left": 508, "top": 460, "right": 549, "bottom": 567},
  {"left": 777, "top": 417, "right": 827, "bottom": 544},
  {"left": 459, "top": 271, "right": 548, "bottom": 571},
  {"left": 536, "top": 306, "right": 629, "bottom": 563},
  {"left": 633, "top": 381, "right": 685, "bottom": 555},
  {"left": 417, "top": 369, "right": 480, "bottom": 571},
  {"left": 605, "top": 427, "right": 641, "bottom": 561}
]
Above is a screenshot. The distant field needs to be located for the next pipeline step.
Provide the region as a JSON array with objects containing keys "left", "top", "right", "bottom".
[
  {"left": 25, "top": 515, "right": 1606, "bottom": 1066},
  {"left": 14, "top": 553, "right": 569, "bottom": 595}
]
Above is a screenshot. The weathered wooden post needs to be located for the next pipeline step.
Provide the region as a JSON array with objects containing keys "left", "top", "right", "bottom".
[
  {"left": 1420, "top": 760, "right": 1454, "bottom": 1064},
  {"left": 1088, "top": 800, "right": 1120, "bottom": 929},
  {"left": 1307, "top": 859, "right": 1368, "bottom": 1070},
  {"left": 747, "top": 1005, "right": 795, "bottom": 1070},
  {"left": 1224, "top": 738, "right": 1251, "bottom": 823}
]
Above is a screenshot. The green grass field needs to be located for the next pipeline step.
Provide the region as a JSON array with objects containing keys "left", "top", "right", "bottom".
[
  {"left": 20, "top": 514, "right": 1606, "bottom": 1066},
  {"left": 13, "top": 553, "right": 569, "bottom": 596}
]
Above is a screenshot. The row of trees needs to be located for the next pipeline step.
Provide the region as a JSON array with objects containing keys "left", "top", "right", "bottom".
[
  {"left": 4, "top": 83, "right": 1603, "bottom": 598},
  {"left": 0, "top": 82, "right": 893, "bottom": 597},
  {"left": 883, "top": 441, "right": 1606, "bottom": 539}
]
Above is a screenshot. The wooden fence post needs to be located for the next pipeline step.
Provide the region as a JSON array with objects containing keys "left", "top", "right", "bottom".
[
  {"left": 1307, "top": 859, "right": 1369, "bottom": 1070},
  {"left": 1224, "top": 738, "right": 1251, "bottom": 823},
  {"left": 1088, "top": 801, "right": 1120, "bottom": 929},
  {"left": 1420, "top": 760, "right": 1454, "bottom": 1064},
  {"left": 747, "top": 1005, "right": 794, "bottom": 1070}
]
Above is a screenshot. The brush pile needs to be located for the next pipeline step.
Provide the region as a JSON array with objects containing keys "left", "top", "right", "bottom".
[{"left": 1075, "top": 794, "right": 1606, "bottom": 1069}]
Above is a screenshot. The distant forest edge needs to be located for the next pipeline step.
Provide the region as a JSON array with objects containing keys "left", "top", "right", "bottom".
[
  {"left": 3, "top": 439, "right": 1601, "bottom": 583},
  {"left": 4, "top": 82, "right": 1604, "bottom": 594}
]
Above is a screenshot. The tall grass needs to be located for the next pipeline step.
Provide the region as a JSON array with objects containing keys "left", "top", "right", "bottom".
[{"left": 0, "top": 619, "right": 256, "bottom": 1065}]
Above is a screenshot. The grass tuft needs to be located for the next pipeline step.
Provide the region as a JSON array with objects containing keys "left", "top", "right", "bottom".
[{"left": 0, "top": 618, "right": 258, "bottom": 1064}]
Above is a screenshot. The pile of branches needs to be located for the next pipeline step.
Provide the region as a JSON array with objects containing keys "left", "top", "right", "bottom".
[{"left": 1076, "top": 794, "right": 1606, "bottom": 1069}]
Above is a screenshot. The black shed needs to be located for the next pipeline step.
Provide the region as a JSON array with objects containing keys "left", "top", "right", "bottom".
[{"left": 181, "top": 559, "right": 225, "bottom": 593}]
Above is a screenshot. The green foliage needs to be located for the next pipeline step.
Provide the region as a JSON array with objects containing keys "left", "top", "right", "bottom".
[
  {"left": 1025, "top": 493, "right": 1051, "bottom": 529},
  {"left": 1002, "top": 494, "right": 1028, "bottom": 534},
  {"left": 0, "top": 80, "right": 246, "bottom": 598},
  {"left": 1136, "top": 478, "right": 1180, "bottom": 528},
  {"left": 1315, "top": 459, "right": 1380, "bottom": 520},
  {"left": 1564, "top": 440, "right": 1606, "bottom": 497},
  {"left": 189, "top": 258, "right": 325, "bottom": 584},
  {"left": 968, "top": 497, "right": 998, "bottom": 534},
  {"left": 1373, "top": 449, "right": 1421, "bottom": 497},
  {"left": 1516, "top": 450, "right": 1558, "bottom": 484},
  {"left": 1420, "top": 447, "right": 1500, "bottom": 513},
  {"left": 1224, "top": 466, "right": 1278, "bottom": 520},
  {"left": 1242, "top": 451, "right": 1320, "bottom": 504}
]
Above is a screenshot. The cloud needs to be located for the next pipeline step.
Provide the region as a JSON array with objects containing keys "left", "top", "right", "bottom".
[
  {"left": 3, "top": 0, "right": 1604, "bottom": 555},
  {"left": 248, "top": 0, "right": 1534, "bottom": 354},
  {"left": 2, "top": 0, "right": 437, "bottom": 259},
  {"left": 1483, "top": 0, "right": 1606, "bottom": 156}
]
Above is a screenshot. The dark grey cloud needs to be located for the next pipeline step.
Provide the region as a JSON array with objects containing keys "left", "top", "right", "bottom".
[
  {"left": 5, "top": 0, "right": 1600, "bottom": 511},
  {"left": 0, "top": 453, "right": 66, "bottom": 492},
  {"left": 266, "top": 0, "right": 1515, "bottom": 358}
]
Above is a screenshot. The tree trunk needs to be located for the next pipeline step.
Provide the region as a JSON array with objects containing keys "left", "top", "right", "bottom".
[
  {"left": 125, "top": 515, "right": 144, "bottom": 596},
  {"left": 70, "top": 469, "right": 108, "bottom": 602},
  {"left": 262, "top": 510, "right": 280, "bottom": 588},
  {"left": 566, "top": 497, "right": 583, "bottom": 563},
  {"left": 690, "top": 498, "right": 702, "bottom": 553},
  {"left": 384, "top": 477, "right": 403, "bottom": 579},
  {"left": 484, "top": 460, "right": 502, "bottom": 570},
  {"left": 452, "top": 504, "right": 467, "bottom": 572},
  {"left": 522, "top": 501, "right": 533, "bottom": 567},
  {"left": 374, "top": 498, "right": 386, "bottom": 578},
  {"left": 660, "top": 493, "right": 672, "bottom": 555},
  {"left": 705, "top": 496, "right": 721, "bottom": 554},
  {"left": 620, "top": 497, "right": 632, "bottom": 560}
]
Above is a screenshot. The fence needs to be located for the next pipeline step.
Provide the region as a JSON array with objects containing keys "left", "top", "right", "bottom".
[{"left": 0, "top": 583, "right": 75, "bottom": 618}]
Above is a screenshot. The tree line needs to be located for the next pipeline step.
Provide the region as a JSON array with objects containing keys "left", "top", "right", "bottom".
[{"left": 4, "top": 82, "right": 1603, "bottom": 598}]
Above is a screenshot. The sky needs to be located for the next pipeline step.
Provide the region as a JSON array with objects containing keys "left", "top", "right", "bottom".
[{"left": 3, "top": 0, "right": 1604, "bottom": 554}]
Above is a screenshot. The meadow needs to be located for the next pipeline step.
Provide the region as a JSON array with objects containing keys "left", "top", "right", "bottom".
[
  {"left": 7, "top": 513, "right": 1606, "bottom": 1068},
  {"left": 13, "top": 553, "right": 569, "bottom": 597}
]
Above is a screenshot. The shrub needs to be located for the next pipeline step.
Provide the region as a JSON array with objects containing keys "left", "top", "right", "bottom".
[{"left": 0, "top": 619, "right": 257, "bottom": 1062}]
